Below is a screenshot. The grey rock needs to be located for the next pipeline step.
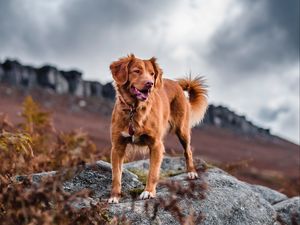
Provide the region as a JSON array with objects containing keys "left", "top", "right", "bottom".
[
  {"left": 274, "top": 197, "right": 300, "bottom": 225},
  {"left": 124, "top": 156, "right": 186, "bottom": 172},
  {"left": 0, "top": 64, "right": 4, "bottom": 81},
  {"left": 90, "top": 81, "right": 103, "bottom": 97},
  {"left": 202, "top": 105, "right": 271, "bottom": 137},
  {"left": 15, "top": 171, "right": 57, "bottom": 183},
  {"left": 61, "top": 70, "right": 84, "bottom": 96},
  {"left": 37, "top": 66, "right": 69, "bottom": 94},
  {"left": 110, "top": 167, "right": 277, "bottom": 225},
  {"left": 124, "top": 156, "right": 207, "bottom": 180},
  {"left": 83, "top": 81, "right": 92, "bottom": 97},
  {"left": 1, "top": 60, "right": 37, "bottom": 87},
  {"left": 63, "top": 160, "right": 143, "bottom": 201},
  {"left": 15, "top": 157, "right": 290, "bottom": 225},
  {"left": 249, "top": 184, "right": 288, "bottom": 205},
  {"left": 102, "top": 82, "right": 115, "bottom": 100},
  {"left": 83, "top": 81, "right": 103, "bottom": 97}
]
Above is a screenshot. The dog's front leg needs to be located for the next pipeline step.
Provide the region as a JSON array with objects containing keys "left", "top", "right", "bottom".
[
  {"left": 108, "top": 143, "right": 126, "bottom": 204},
  {"left": 139, "top": 141, "right": 164, "bottom": 200}
]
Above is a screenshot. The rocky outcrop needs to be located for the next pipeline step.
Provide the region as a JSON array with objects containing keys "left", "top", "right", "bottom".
[
  {"left": 202, "top": 105, "right": 271, "bottom": 136},
  {"left": 16, "top": 157, "right": 298, "bottom": 225},
  {"left": 0, "top": 59, "right": 107, "bottom": 98},
  {"left": 37, "top": 66, "right": 69, "bottom": 94},
  {"left": 1, "top": 60, "right": 38, "bottom": 88}
]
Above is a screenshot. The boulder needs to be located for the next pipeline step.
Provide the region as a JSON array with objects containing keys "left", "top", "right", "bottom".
[
  {"left": 15, "top": 157, "right": 295, "bottom": 225},
  {"left": 110, "top": 166, "right": 277, "bottom": 225},
  {"left": 249, "top": 184, "right": 288, "bottom": 205},
  {"left": 274, "top": 197, "right": 300, "bottom": 225},
  {"left": 63, "top": 161, "right": 143, "bottom": 201}
]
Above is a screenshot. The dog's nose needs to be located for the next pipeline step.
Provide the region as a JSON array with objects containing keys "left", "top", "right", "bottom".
[{"left": 145, "top": 81, "right": 154, "bottom": 88}]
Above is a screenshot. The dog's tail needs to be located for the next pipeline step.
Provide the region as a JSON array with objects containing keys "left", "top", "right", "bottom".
[{"left": 177, "top": 76, "right": 208, "bottom": 128}]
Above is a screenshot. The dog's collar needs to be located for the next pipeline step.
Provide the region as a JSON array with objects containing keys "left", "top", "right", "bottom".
[{"left": 118, "top": 96, "right": 136, "bottom": 136}]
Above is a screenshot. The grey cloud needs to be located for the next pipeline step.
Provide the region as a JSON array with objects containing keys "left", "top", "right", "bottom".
[
  {"left": 258, "top": 105, "right": 289, "bottom": 122},
  {"left": 206, "top": 0, "right": 299, "bottom": 77},
  {"left": 0, "top": 0, "right": 173, "bottom": 59}
]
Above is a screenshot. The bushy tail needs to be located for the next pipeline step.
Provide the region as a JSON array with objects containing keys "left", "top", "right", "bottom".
[{"left": 177, "top": 76, "right": 208, "bottom": 127}]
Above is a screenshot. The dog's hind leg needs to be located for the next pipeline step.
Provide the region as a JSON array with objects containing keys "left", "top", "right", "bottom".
[{"left": 176, "top": 128, "right": 198, "bottom": 179}]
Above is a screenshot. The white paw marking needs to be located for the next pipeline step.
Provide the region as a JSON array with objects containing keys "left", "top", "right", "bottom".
[
  {"left": 108, "top": 196, "right": 120, "bottom": 204},
  {"left": 188, "top": 171, "right": 199, "bottom": 179},
  {"left": 139, "top": 191, "right": 155, "bottom": 200}
]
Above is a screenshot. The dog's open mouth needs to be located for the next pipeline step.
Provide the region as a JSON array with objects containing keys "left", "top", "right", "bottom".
[{"left": 130, "top": 86, "right": 150, "bottom": 101}]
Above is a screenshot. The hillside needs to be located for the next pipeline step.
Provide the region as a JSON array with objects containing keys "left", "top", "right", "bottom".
[{"left": 0, "top": 59, "right": 299, "bottom": 196}]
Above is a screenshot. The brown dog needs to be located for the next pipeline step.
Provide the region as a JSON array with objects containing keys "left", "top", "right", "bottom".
[{"left": 108, "top": 54, "right": 208, "bottom": 203}]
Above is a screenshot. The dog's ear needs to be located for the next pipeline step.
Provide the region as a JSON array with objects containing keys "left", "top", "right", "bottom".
[
  {"left": 150, "top": 57, "right": 163, "bottom": 88},
  {"left": 110, "top": 54, "right": 135, "bottom": 85}
]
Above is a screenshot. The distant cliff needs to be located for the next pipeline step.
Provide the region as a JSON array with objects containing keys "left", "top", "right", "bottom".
[
  {"left": 0, "top": 59, "right": 115, "bottom": 100},
  {"left": 0, "top": 59, "right": 271, "bottom": 138}
]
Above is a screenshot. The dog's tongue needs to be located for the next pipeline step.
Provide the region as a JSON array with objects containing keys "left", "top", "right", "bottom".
[{"left": 132, "top": 87, "right": 148, "bottom": 101}]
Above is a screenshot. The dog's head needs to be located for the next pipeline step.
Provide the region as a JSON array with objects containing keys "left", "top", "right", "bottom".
[{"left": 110, "top": 54, "right": 162, "bottom": 101}]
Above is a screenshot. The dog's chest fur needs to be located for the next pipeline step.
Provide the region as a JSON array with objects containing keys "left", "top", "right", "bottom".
[{"left": 120, "top": 131, "right": 154, "bottom": 146}]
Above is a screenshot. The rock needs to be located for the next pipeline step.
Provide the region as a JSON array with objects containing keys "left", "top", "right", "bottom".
[
  {"left": 249, "top": 184, "right": 288, "bottom": 205},
  {"left": 110, "top": 166, "right": 277, "bottom": 225},
  {"left": 202, "top": 105, "right": 270, "bottom": 137},
  {"left": 0, "top": 64, "right": 4, "bottom": 81},
  {"left": 274, "top": 197, "right": 300, "bottom": 225},
  {"left": 15, "top": 157, "right": 296, "bottom": 224},
  {"left": 1, "top": 60, "right": 37, "bottom": 88},
  {"left": 15, "top": 171, "right": 57, "bottom": 183},
  {"left": 87, "top": 158, "right": 278, "bottom": 224},
  {"left": 1, "top": 60, "right": 23, "bottom": 85},
  {"left": 83, "top": 81, "right": 103, "bottom": 97},
  {"left": 16, "top": 161, "right": 143, "bottom": 202},
  {"left": 90, "top": 81, "right": 103, "bottom": 97},
  {"left": 63, "top": 161, "right": 143, "bottom": 201},
  {"left": 124, "top": 156, "right": 207, "bottom": 179},
  {"left": 37, "top": 66, "right": 69, "bottom": 94},
  {"left": 61, "top": 70, "right": 84, "bottom": 96},
  {"left": 102, "top": 82, "right": 115, "bottom": 100}
]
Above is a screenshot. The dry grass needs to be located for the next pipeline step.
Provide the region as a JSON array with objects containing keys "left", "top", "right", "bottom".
[{"left": 0, "top": 96, "right": 208, "bottom": 225}]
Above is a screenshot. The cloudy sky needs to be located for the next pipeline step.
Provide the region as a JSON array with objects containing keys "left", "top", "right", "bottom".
[{"left": 0, "top": 0, "right": 299, "bottom": 143}]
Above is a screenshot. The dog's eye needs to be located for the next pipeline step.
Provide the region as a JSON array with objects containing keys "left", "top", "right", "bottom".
[
  {"left": 150, "top": 72, "right": 155, "bottom": 76},
  {"left": 133, "top": 69, "right": 140, "bottom": 74}
]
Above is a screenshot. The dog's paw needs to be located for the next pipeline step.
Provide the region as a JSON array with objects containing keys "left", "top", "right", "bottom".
[
  {"left": 108, "top": 196, "right": 120, "bottom": 204},
  {"left": 139, "top": 191, "right": 155, "bottom": 200},
  {"left": 187, "top": 171, "right": 198, "bottom": 179}
]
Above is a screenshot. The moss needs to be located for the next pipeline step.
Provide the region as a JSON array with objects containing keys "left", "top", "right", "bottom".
[
  {"left": 128, "top": 188, "right": 144, "bottom": 198},
  {"left": 161, "top": 170, "right": 184, "bottom": 178},
  {"left": 100, "top": 210, "right": 113, "bottom": 223},
  {"left": 127, "top": 168, "right": 148, "bottom": 185}
]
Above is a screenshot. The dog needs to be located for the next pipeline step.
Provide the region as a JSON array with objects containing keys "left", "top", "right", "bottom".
[{"left": 108, "top": 54, "right": 208, "bottom": 203}]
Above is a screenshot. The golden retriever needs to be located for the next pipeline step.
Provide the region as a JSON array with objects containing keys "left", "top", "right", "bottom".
[{"left": 108, "top": 54, "right": 208, "bottom": 203}]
